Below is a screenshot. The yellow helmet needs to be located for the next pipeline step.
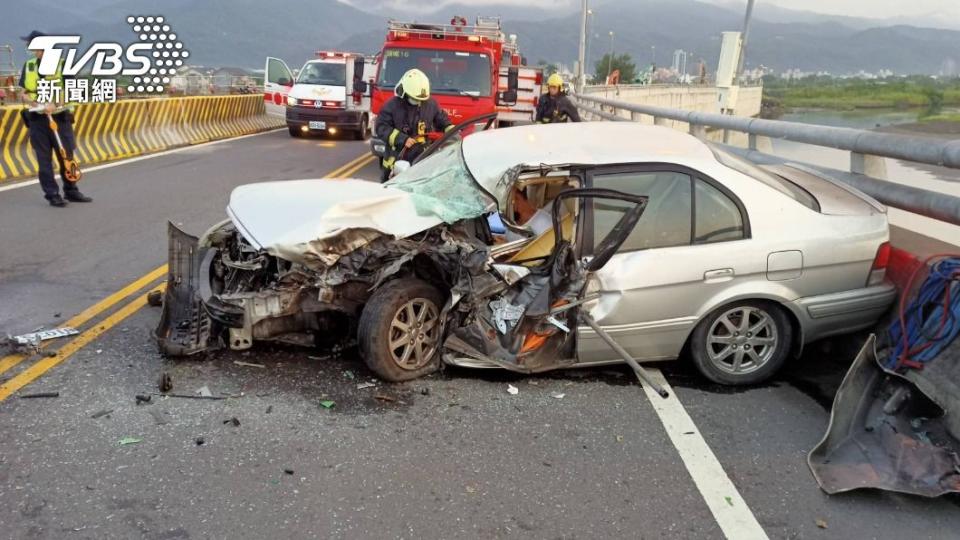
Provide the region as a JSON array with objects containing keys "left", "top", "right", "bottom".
[
  {"left": 397, "top": 68, "right": 431, "bottom": 101},
  {"left": 547, "top": 73, "right": 563, "bottom": 88}
]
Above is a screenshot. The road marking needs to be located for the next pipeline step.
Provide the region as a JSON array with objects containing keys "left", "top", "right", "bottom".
[
  {"left": 325, "top": 152, "right": 375, "bottom": 179},
  {"left": 641, "top": 369, "right": 769, "bottom": 540},
  {"left": 0, "top": 128, "right": 285, "bottom": 193},
  {"left": 0, "top": 286, "right": 163, "bottom": 402},
  {"left": 0, "top": 151, "right": 374, "bottom": 397},
  {"left": 337, "top": 155, "right": 377, "bottom": 179},
  {"left": 0, "top": 264, "right": 168, "bottom": 376}
]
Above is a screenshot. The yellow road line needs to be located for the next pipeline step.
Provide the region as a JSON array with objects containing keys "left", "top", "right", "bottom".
[
  {"left": 336, "top": 155, "right": 377, "bottom": 179},
  {"left": 0, "top": 264, "right": 168, "bottom": 376},
  {"left": 0, "top": 286, "right": 163, "bottom": 402},
  {"left": 325, "top": 152, "right": 373, "bottom": 178}
]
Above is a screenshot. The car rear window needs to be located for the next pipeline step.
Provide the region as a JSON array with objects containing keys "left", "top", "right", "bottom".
[{"left": 707, "top": 144, "right": 819, "bottom": 211}]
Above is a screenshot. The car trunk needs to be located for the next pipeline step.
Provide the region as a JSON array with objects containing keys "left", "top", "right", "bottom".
[{"left": 762, "top": 164, "right": 885, "bottom": 216}]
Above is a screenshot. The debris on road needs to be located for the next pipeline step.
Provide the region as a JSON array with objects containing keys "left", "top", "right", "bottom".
[
  {"left": 420, "top": 387, "right": 430, "bottom": 396},
  {"left": 223, "top": 417, "right": 241, "bottom": 427},
  {"left": 135, "top": 394, "right": 152, "bottom": 405},
  {"left": 196, "top": 386, "right": 212, "bottom": 398},
  {"left": 815, "top": 518, "right": 828, "bottom": 529},
  {"left": 374, "top": 394, "right": 397, "bottom": 403},
  {"left": 550, "top": 392, "right": 565, "bottom": 400},
  {"left": 507, "top": 384, "right": 519, "bottom": 395},
  {"left": 724, "top": 496, "right": 733, "bottom": 507},
  {"left": 195, "top": 437, "right": 205, "bottom": 446},
  {"left": 265, "top": 405, "right": 273, "bottom": 414},
  {"left": 158, "top": 372, "right": 172, "bottom": 393},
  {"left": 233, "top": 360, "right": 265, "bottom": 369},
  {"left": 146, "top": 290, "right": 163, "bottom": 307},
  {"left": 283, "top": 468, "right": 294, "bottom": 475},
  {"left": 118, "top": 437, "right": 142, "bottom": 446},
  {"left": 91, "top": 409, "right": 113, "bottom": 419},
  {"left": 356, "top": 382, "right": 376, "bottom": 390},
  {"left": 809, "top": 334, "right": 960, "bottom": 497},
  {"left": 19, "top": 392, "right": 60, "bottom": 399},
  {"left": 5, "top": 327, "right": 78, "bottom": 354},
  {"left": 147, "top": 410, "right": 169, "bottom": 425},
  {"left": 319, "top": 400, "right": 335, "bottom": 409},
  {"left": 155, "top": 392, "right": 226, "bottom": 401}
]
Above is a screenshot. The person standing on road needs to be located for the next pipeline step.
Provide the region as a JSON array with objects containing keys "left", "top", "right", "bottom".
[
  {"left": 19, "top": 30, "right": 92, "bottom": 207},
  {"left": 374, "top": 68, "right": 453, "bottom": 182},
  {"left": 536, "top": 73, "right": 580, "bottom": 124}
]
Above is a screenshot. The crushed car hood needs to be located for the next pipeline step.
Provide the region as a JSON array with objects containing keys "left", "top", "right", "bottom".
[{"left": 227, "top": 179, "right": 443, "bottom": 267}]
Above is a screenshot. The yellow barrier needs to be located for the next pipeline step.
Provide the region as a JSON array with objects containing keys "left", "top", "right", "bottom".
[{"left": 0, "top": 95, "right": 284, "bottom": 181}]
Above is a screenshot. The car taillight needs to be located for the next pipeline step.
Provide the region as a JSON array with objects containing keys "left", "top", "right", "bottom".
[{"left": 868, "top": 241, "right": 891, "bottom": 286}]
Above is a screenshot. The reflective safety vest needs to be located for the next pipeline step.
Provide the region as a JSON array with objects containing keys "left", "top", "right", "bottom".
[{"left": 22, "top": 57, "right": 75, "bottom": 112}]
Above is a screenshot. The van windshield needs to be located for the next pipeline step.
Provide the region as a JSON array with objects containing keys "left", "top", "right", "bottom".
[
  {"left": 377, "top": 48, "right": 492, "bottom": 97},
  {"left": 297, "top": 62, "right": 345, "bottom": 86}
]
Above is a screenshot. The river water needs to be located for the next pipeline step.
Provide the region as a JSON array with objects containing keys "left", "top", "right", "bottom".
[{"left": 771, "top": 109, "right": 959, "bottom": 247}]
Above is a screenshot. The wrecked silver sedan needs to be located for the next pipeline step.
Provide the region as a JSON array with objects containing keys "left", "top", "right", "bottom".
[{"left": 157, "top": 122, "right": 894, "bottom": 385}]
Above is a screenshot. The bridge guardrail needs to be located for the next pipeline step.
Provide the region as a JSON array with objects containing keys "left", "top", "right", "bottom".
[
  {"left": 0, "top": 95, "right": 284, "bottom": 181},
  {"left": 573, "top": 93, "right": 960, "bottom": 228}
]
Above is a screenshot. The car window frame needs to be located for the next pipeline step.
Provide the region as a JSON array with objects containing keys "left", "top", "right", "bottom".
[{"left": 584, "top": 163, "right": 751, "bottom": 255}]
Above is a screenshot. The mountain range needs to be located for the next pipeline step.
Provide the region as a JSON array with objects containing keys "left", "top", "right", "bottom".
[{"left": 1, "top": 0, "right": 957, "bottom": 75}]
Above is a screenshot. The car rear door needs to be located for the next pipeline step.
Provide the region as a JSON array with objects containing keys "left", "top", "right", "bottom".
[
  {"left": 577, "top": 164, "right": 756, "bottom": 363},
  {"left": 264, "top": 57, "right": 294, "bottom": 118}
]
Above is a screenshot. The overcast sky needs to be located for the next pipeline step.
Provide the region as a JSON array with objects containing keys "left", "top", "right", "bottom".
[{"left": 340, "top": 0, "right": 959, "bottom": 20}]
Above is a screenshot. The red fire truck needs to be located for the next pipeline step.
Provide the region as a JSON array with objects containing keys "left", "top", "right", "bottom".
[{"left": 370, "top": 16, "right": 541, "bottom": 130}]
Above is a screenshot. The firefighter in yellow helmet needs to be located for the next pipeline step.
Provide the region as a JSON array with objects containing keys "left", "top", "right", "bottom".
[
  {"left": 374, "top": 68, "right": 453, "bottom": 182},
  {"left": 536, "top": 73, "right": 580, "bottom": 124}
]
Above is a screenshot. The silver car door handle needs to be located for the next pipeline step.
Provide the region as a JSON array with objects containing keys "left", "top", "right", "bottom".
[{"left": 704, "top": 268, "right": 735, "bottom": 282}]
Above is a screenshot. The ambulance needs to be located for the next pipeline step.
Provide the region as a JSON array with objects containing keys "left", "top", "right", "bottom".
[{"left": 264, "top": 51, "right": 376, "bottom": 139}]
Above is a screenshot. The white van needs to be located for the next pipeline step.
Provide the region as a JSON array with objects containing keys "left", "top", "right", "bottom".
[{"left": 264, "top": 52, "right": 375, "bottom": 139}]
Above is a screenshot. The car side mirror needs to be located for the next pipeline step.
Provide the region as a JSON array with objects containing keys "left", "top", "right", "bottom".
[
  {"left": 497, "top": 90, "right": 518, "bottom": 106},
  {"left": 370, "top": 138, "right": 387, "bottom": 158}
]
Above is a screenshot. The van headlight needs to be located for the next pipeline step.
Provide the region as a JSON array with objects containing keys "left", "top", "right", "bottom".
[{"left": 286, "top": 95, "right": 297, "bottom": 106}]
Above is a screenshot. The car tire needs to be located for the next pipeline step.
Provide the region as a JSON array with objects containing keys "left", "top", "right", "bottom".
[
  {"left": 354, "top": 116, "right": 370, "bottom": 140},
  {"left": 288, "top": 126, "right": 301, "bottom": 137},
  {"left": 358, "top": 278, "right": 444, "bottom": 382},
  {"left": 689, "top": 300, "right": 793, "bottom": 386}
]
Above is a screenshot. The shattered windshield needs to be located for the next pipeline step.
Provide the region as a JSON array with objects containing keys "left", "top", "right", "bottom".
[{"left": 385, "top": 142, "right": 494, "bottom": 223}]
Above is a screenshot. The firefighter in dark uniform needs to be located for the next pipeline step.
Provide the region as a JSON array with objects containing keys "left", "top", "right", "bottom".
[
  {"left": 374, "top": 68, "right": 453, "bottom": 182},
  {"left": 19, "top": 30, "right": 92, "bottom": 207},
  {"left": 536, "top": 73, "right": 581, "bottom": 124}
]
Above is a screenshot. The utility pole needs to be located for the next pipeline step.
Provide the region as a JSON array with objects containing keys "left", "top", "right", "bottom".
[
  {"left": 585, "top": 8, "right": 594, "bottom": 82},
  {"left": 606, "top": 31, "right": 615, "bottom": 83},
  {"left": 735, "top": 0, "right": 756, "bottom": 84},
  {"left": 577, "top": 0, "right": 588, "bottom": 92}
]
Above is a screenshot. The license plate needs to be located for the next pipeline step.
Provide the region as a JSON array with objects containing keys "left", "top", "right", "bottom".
[{"left": 309, "top": 121, "right": 326, "bottom": 130}]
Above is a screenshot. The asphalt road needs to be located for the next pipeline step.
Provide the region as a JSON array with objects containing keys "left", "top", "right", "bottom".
[{"left": 1, "top": 129, "right": 959, "bottom": 539}]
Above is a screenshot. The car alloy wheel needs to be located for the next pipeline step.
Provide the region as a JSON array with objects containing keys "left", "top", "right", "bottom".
[
  {"left": 388, "top": 298, "right": 440, "bottom": 370},
  {"left": 705, "top": 305, "right": 778, "bottom": 375}
]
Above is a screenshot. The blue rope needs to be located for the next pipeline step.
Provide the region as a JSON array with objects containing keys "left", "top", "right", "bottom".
[{"left": 887, "top": 257, "right": 960, "bottom": 370}]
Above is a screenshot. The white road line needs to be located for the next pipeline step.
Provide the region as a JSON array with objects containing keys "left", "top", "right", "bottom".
[
  {"left": 642, "top": 369, "right": 769, "bottom": 540},
  {"left": 0, "top": 128, "right": 284, "bottom": 193}
]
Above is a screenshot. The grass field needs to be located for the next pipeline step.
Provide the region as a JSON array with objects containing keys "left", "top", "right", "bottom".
[{"left": 763, "top": 77, "right": 960, "bottom": 111}]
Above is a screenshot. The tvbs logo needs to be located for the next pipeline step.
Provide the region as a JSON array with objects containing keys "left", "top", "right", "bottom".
[{"left": 29, "top": 15, "right": 189, "bottom": 96}]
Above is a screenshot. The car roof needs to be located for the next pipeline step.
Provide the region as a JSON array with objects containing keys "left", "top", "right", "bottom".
[{"left": 462, "top": 122, "right": 719, "bottom": 194}]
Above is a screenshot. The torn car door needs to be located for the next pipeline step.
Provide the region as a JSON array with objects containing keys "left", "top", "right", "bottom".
[{"left": 443, "top": 188, "right": 648, "bottom": 373}]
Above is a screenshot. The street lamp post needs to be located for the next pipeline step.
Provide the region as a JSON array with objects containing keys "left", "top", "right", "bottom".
[
  {"left": 585, "top": 9, "right": 594, "bottom": 82},
  {"left": 606, "top": 31, "right": 615, "bottom": 83},
  {"left": 577, "top": 0, "right": 588, "bottom": 92}
]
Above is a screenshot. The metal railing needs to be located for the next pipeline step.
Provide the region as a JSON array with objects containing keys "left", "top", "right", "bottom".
[{"left": 573, "top": 92, "right": 960, "bottom": 228}]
